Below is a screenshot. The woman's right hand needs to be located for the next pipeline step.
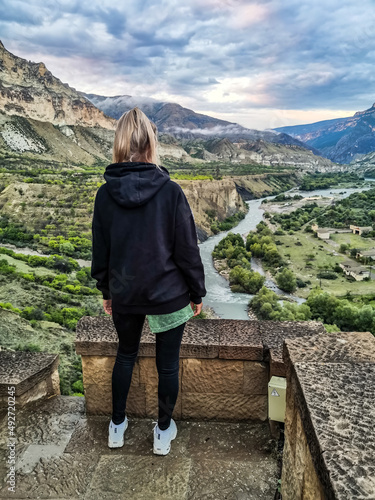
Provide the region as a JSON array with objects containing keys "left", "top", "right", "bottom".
[{"left": 190, "top": 301, "right": 203, "bottom": 317}]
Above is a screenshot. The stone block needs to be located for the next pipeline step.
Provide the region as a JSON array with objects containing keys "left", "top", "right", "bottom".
[
  {"left": 85, "top": 455, "right": 192, "bottom": 500},
  {"left": 302, "top": 438, "right": 326, "bottom": 500},
  {"left": 295, "top": 410, "right": 308, "bottom": 488},
  {"left": 281, "top": 434, "right": 303, "bottom": 500},
  {"left": 181, "top": 393, "right": 267, "bottom": 421},
  {"left": 139, "top": 357, "right": 159, "bottom": 387},
  {"left": 47, "top": 367, "right": 61, "bottom": 395},
  {"left": 269, "top": 348, "right": 286, "bottom": 377},
  {"left": 182, "top": 358, "right": 244, "bottom": 394},
  {"left": 283, "top": 374, "right": 298, "bottom": 459},
  {"left": 82, "top": 355, "right": 140, "bottom": 387},
  {"left": 0, "top": 351, "right": 59, "bottom": 400},
  {"left": 218, "top": 320, "right": 263, "bottom": 360},
  {"left": 180, "top": 319, "right": 220, "bottom": 358},
  {"left": 284, "top": 331, "right": 375, "bottom": 365},
  {"left": 243, "top": 361, "right": 268, "bottom": 395},
  {"left": 84, "top": 383, "right": 146, "bottom": 417}
]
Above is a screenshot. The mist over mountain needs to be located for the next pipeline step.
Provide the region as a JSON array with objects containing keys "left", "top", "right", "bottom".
[
  {"left": 83, "top": 92, "right": 316, "bottom": 149},
  {"left": 274, "top": 103, "right": 375, "bottom": 164}
]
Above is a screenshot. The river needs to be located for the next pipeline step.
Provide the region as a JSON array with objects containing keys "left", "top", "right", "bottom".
[
  {"left": 1, "top": 183, "right": 373, "bottom": 320},
  {"left": 198, "top": 182, "right": 375, "bottom": 320}
]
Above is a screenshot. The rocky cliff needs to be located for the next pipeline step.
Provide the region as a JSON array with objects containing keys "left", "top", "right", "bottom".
[
  {"left": 193, "top": 137, "right": 337, "bottom": 171},
  {"left": 0, "top": 41, "right": 115, "bottom": 130},
  {"left": 175, "top": 177, "right": 247, "bottom": 241},
  {"left": 175, "top": 172, "right": 301, "bottom": 240}
]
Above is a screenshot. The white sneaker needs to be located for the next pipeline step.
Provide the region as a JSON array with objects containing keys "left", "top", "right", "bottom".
[
  {"left": 108, "top": 417, "right": 128, "bottom": 448},
  {"left": 153, "top": 419, "right": 177, "bottom": 455}
]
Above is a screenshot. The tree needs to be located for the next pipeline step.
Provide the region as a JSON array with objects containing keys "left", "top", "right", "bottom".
[
  {"left": 339, "top": 243, "right": 348, "bottom": 254},
  {"left": 276, "top": 268, "right": 297, "bottom": 293}
]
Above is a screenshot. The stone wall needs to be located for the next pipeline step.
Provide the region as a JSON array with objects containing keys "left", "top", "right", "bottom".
[
  {"left": 75, "top": 316, "right": 325, "bottom": 422},
  {"left": 281, "top": 331, "right": 375, "bottom": 500},
  {"left": 82, "top": 355, "right": 268, "bottom": 420},
  {"left": 0, "top": 351, "right": 60, "bottom": 409}
]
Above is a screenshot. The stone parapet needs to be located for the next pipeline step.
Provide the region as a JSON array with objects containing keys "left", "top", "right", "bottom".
[
  {"left": 0, "top": 351, "right": 60, "bottom": 409},
  {"left": 75, "top": 317, "right": 324, "bottom": 421},
  {"left": 281, "top": 331, "right": 375, "bottom": 500}
]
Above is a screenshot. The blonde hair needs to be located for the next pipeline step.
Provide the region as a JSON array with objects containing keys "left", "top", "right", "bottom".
[{"left": 112, "top": 107, "right": 161, "bottom": 168}]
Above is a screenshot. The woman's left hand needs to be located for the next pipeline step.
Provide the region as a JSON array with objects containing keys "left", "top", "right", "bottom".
[{"left": 103, "top": 299, "right": 112, "bottom": 315}]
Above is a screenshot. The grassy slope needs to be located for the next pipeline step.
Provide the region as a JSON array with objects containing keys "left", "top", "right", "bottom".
[{"left": 276, "top": 230, "right": 375, "bottom": 297}]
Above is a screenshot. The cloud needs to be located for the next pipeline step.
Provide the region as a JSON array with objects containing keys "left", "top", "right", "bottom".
[
  {"left": 1, "top": 0, "right": 375, "bottom": 129},
  {"left": 164, "top": 124, "right": 248, "bottom": 136}
]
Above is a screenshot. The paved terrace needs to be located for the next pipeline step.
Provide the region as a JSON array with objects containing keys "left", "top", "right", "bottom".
[{"left": 0, "top": 395, "right": 279, "bottom": 499}]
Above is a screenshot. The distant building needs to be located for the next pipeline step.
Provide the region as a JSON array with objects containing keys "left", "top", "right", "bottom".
[
  {"left": 350, "top": 225, "right": 373, "bottom": 235},
  {"left": 356, "top": 249, "right": 375, "bottom": 262},
  {"left": 339, "top": 261, "right": 370, "bottom": 281},
  {"left": 316, "top": 229, "right": 331, "bottom": 240},
  {"left": 311, "top": 224, "right": 350, "bottom": 240}
]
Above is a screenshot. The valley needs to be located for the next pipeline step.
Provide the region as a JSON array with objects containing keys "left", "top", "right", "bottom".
[{"left": 1, "top": 39, "right": 375, "bottom": 399}]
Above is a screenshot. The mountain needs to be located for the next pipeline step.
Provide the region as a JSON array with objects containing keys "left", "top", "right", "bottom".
[
  {"left": 0, "top": 40, "right": 118, "bottom": 164},
  {"left": 274, "top": 104, "right": 375, "bottom": 164},
  {"left": 0, "top": 42, "right": 343, "bottom": 173},
  {"left": 0, "top": 41, "right": 115, "bottom": 130},
  {"left": 83, "top": 92, "right": 316, "bottom": 149},
  {"left": 179, "top": 137, "right": 338, "bottom": 171}
]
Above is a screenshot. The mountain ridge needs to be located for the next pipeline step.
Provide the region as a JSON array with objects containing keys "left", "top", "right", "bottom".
[
  {"left": 82, "top": 92, "right": 319, "bottom": 151},
  {"left": 274, "top": 103, "right": 375, "bottom": 164}
]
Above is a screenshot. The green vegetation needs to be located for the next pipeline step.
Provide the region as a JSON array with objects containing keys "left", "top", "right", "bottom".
[
  {"left": 210, "top": 210, "right": 247, "bottom": 234},
  {"left": 262, "top": 193, "right": 303, "bottom": 203},
  {"left": 245, "top": 221, "right": 285, "bottom": 269},
  {"left": 250, "top": 286, "right": 375, "bottom": 335},
  {"left": 272, "top": 203, "right": 321, "bottom": 231},
  {"left": 229, "top": 266, "right": 265, "bottom": 293},
  {"left": 250, "top": 287, "right": 311, "bottom": 321},
  {"left": 315, "top": 189, "right": 375, "bottom": 229},
  {"left": 271, "top": 188, "right": 375, "bottom": 233},
  {"left": 212, "top": 232, "right": 265, "bottom": 294},
  {"left": 170, "top": 173, "right": 214, "bottom": 180},
  {"left": 0, "top": 247, "right": 80, "bottom": 272},
  {"left": 275, "top": 268, "right": 297, "bottom": 293},
  {"left": 300, "top": 172, "right": 363, "bottom": 190}
]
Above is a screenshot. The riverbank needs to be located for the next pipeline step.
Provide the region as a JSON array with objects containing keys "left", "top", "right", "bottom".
[
  {"left": 179, "top": 171, "right": 300, "bottom": 242},
  {"left": 201, "top": 182, "right": 375, "bottom": 319}
]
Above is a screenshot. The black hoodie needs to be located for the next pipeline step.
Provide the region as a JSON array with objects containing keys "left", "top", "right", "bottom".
[{"left": 90, "top": 161, "right": 207, "bottom": 314}]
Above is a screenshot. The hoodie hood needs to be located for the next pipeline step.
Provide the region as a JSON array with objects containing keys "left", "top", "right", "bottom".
[{"left": 103, "top": 162, "right": 171, "bottom": 208}]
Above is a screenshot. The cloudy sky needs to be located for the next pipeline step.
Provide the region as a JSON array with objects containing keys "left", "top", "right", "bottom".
[{"left": 1, "top": 0, "right": 375, "bottom": 130}]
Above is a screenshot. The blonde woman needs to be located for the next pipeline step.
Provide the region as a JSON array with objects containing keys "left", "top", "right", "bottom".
[{"left": 91, "top": 107, "right": 206, "bottom": 455}]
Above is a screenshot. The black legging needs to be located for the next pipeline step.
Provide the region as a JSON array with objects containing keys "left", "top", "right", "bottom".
[{"left": 111, "top": 310, "right": 185, "bottom": 430}]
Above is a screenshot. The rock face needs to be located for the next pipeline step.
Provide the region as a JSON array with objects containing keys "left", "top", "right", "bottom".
[
  {"left": 274, "top": 102, "right": 375, "bottom": 164},
  {"left": 174, "top": 177, "right": 248, "bottom": 240},
  {"left": 200, "top": 138, "right": 338, "bottom": 170},
  {"left": 0, "top": 41, "right": 115, "bottom": 129}
]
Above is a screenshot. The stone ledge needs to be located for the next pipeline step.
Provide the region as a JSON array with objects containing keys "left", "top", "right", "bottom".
[
  {"left": 0, "top": 351, "right": 60, "bottom": 397},
  {"left": 284, "top": 330, "right": 375, "bottom": 365},
  {"left": 259, "top": 321, "right": 326, "bottom": 377},
  {"left": 75, "top": 316, "right": 326, "bottom": 367},
  {"left": 282, "top": 332, "right": 375, "bottom": 499}
]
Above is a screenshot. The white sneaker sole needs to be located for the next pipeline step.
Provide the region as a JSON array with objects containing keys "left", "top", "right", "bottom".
[
  {"left": 108, "top": 419, "right": 128, "bottom": 448},
  {"left": 153, "top": 426, "right": 177, "bottom": 455}
]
